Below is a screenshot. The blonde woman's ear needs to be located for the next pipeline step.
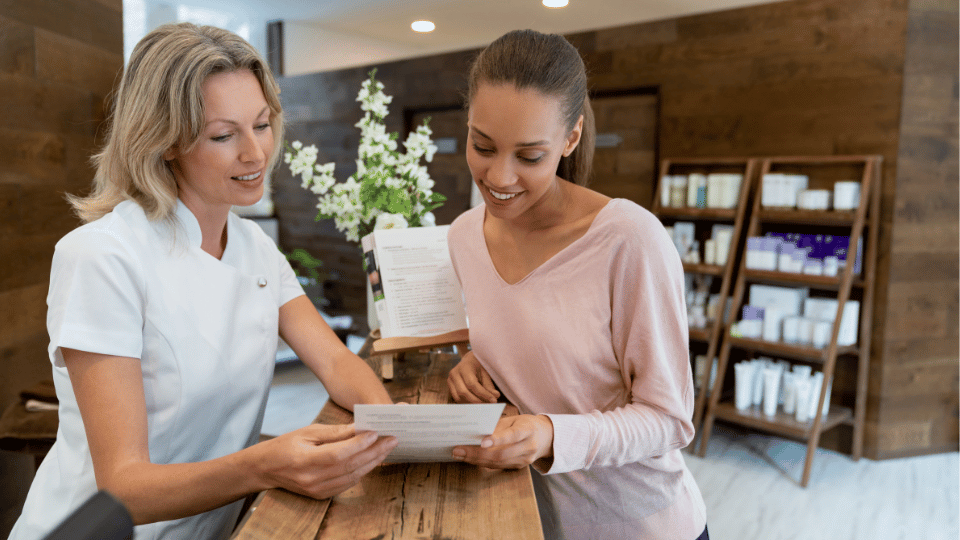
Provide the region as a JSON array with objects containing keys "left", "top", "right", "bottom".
[{"left": 162, "top": 148, "right": 176, "bottom": 161}]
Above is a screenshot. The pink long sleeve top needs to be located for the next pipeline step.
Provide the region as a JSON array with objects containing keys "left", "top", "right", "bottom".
[{"left": 448, "top": 199, "right": 707, "bottom": 540}]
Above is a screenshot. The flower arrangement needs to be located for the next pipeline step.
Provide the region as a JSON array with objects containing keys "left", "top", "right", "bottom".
[{"left": 284, "top": 69, "right": 444, "bottom": 242}]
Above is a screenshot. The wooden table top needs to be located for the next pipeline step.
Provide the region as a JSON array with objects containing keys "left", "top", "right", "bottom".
[{"left": 232, "top": 347, "right": 544, "bottom": 540}]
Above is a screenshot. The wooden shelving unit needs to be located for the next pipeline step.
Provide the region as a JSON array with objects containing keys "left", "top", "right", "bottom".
[
  {"left": 652, "top": 157, "right": 759, "bottom": 438},
  {"left": 697, "top": 155, "right": 881, "bottom": 487}
]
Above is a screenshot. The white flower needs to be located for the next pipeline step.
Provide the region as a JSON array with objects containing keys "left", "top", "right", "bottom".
[
  {"left": 375, "top": 213, "right": 408, "bottom": 230},
  {"left": 287, "top": 69, "right": 441, "bottom": 243}
]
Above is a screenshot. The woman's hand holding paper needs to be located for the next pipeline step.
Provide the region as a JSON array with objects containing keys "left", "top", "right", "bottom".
[
  {"left": 253, "top": 423, "right": 397, "bottom": 500},
  {"left": 451, "top": 414, "right": 553, "bottom": 469}
]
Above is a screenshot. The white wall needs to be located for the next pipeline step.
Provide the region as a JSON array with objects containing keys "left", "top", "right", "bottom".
[
  {"left": 283, "top": 21, "right": 420, "bottom": 76},
  {"left": 124, "top": 0, "right": 268, "bottom": 61}
]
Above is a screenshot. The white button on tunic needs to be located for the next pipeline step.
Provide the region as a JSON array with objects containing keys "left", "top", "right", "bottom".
[{"left": 11, "top": 200, "right": 304, "bottom": 540}]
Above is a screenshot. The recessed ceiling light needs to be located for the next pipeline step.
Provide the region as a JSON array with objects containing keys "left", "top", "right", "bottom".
[
  {"left": 543, "top": 0, "right": 569, "bottom": 7},
  {"left": 411, "top": 20, "right": 435, "bottom": 32}
]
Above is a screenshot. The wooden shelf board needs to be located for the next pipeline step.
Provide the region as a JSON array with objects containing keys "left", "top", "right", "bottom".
[
  {"left": 758, "top": 208, "right": 858, "bottom": 226},
  {"left": 743, "top": 269, "right": 865, "bottom": 290},
  {"left": 728, "top": 336, "right": 859, "bottom": 362},
  {"left": 683, "top": 263, "right": 725, "bottom": 276},
  {"left": 689, "top": 326, "right": 711, "bottom": 341},
  {"left": 713, "top": 402, "right": 853, "bottom": 439},
  {"left": 655, "top": 207, "right": 737, "bottom": 221}
]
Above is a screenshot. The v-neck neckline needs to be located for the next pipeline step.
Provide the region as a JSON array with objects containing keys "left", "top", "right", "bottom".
[{"left": 480, "top": 199, "right": 618, "bottom": 286}]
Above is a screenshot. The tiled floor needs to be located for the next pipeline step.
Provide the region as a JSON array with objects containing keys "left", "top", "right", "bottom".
[{"left": 262, "top": 360, "right": 960, "bottom": 540}]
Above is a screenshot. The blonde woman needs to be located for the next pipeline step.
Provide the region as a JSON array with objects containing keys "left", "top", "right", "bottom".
[
  {"left": 11, "top": 23, "right": 397, "bottom": 540},
  {"left": 447, "top": 30, "right": 708, "bottom": 539}
]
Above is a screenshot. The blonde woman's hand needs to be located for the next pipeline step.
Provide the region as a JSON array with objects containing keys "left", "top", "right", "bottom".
[
  {"left": 447, "top": 351, "right": 500, "bottom": 404},
  {"left": 451, "top": 414, "right": 553, "bottom": 469},
  {"left": 254, "top": 423, "right": 397, "bottom": 500}
]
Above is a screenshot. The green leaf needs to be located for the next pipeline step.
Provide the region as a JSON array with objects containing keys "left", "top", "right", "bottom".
[
  {"left": 386, "top": 189, "right": 413, "bottom": 215},
  {"left": 284, "top": 248, "right": 324, "bottom": 282}
]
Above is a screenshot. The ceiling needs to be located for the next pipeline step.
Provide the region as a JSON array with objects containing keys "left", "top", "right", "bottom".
[
  {"left": 283, "top": 0, "right": 776, "bottom": 47},
  {"left": 159, "top": 0, "right": 780, "bottom": 73}
]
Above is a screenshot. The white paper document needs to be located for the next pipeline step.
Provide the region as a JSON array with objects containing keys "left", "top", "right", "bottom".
[{"left": 354, "top": 403, "right": 505, "bottom": 463}]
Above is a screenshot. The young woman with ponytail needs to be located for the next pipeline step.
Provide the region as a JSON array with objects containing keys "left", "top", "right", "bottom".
[{"left": 446, "top": 29, "right": 709, "bottom": 540}]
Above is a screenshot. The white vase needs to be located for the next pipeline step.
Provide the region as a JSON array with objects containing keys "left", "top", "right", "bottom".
[{"left": 365, "top": 278, "right": 380, "bottom": 333}]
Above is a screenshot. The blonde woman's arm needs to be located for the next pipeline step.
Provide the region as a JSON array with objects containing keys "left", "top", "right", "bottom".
[{"left": 64, "top": 347, "right": 396, "bottom": 525}]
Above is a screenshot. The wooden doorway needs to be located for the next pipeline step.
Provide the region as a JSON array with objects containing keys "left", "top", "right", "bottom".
[
  {"left": 407, "top": 106, "right": 473, "bottom": 226},
  {"left": 590, "top": 88, "right": 659, "bottom": 208}
]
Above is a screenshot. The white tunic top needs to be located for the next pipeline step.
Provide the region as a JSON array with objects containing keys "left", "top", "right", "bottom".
[
  {"left": 448, "top": 200, "right": 707, "bottom": 540},
  {"left": 11, "top": 200, "right": 303, "bottom": 540}
]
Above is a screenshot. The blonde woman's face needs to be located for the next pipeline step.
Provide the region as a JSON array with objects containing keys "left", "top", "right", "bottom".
[
  {"left": 166, "top": 69, "right": 273, "bottom": 215},
  {"left": 466, "top": 83, "right": 581, "bottom": 221}
]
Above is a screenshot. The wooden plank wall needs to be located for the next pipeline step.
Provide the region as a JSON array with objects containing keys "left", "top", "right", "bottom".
[
  {"left": 0, "top": 1, "right": 122, "bottom": 534},
  {"left": 873, "top": 0, "right": 959, "bottom": 459},
  {"left": 274, "top": 0, "right": 957, "bottom": 458}
]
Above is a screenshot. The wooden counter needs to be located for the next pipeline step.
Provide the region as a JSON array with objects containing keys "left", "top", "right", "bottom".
[{"left": 232, "top": 348, "right": 544, "bottom": 540}]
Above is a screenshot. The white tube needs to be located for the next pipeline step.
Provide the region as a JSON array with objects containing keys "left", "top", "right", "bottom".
[
  {"left": 763, "top": 366, "right": 781, "bottom": 417},
  {"left": 751, "top": 360, "right": 765, "bottom": 406},
  {"left": 782, "top": 372, "right": 797, "bottom": 414},
  {"left": 807, "top": 372, "right": 825, "bottom": 420},
  {"left": 734, "top": 362, "right": 754, "bottom": 411},
  {"left": 794, "top": 376, "right": 812, "bottom": 423}
]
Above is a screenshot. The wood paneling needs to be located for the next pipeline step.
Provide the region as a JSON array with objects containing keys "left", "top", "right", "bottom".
[
  {"left": 0, "top": 2, "right": 122, "bottom": 533},
  {"left": 275, "top": 0, "right": 957, "bottom": 458},
  {"left": 877, "top": 0, "right": 959, "bottom": 457}
]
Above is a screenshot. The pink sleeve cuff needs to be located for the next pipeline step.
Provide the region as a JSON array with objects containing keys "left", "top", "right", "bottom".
[{"left": 536, "top": 413, "right": 593, "bottom": 475}]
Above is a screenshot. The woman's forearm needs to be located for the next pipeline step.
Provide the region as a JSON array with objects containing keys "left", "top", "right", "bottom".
[
  {"left": 321, "top": 349, "right": 393, "bottom": 408},
  {"left": 100, "top": 443, "right": 268, "bottom": 525}
]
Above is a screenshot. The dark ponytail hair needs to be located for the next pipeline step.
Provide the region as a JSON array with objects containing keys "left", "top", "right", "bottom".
[{"left": 467, "top": 29, "right": 595, "bottom": 186}]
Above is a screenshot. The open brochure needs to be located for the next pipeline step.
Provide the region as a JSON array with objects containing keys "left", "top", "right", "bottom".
[{"left": 361, "top": 225, "right": 468, "bottom": 339}]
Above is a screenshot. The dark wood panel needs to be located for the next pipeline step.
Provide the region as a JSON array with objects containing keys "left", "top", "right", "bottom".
[
  {"left": 888, "top": 252, "right": 959, "bottom": 282},
  {"left": 882, "top": 335, "right": 960, "bottom": 367},
  {"left": 0, "top": 13, "right": 34, "bottom": 76},
  {"left": 35, "top": 27, "right": 123, "bottom": 95},
  {"left": 0, "top": 282, "right": 48, "bottom": 349},
  {"left": 0, "top": 233, "right": 58, "bottom": 294},
  {"left": 883, "top": 280, "right": 958, "bottom": 340},
  {"left": 890, "top": 220, "right": 959, "bottom": 254},
  {"left": 876, "top": 362, "right": 960, "bottom": 399},
  {"left": 0, "top": 73, "right": 96, "bottom": 136},
  {"left": 0, "top": 0, "right": 122, "bottom": 52}
]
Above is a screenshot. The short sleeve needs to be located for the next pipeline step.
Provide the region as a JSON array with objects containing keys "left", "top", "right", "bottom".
[
  {"left": 275, "top": 246, "right": 306, "bottom": 307},
  {"left": 47, "top": 229, "right": 146, "bottom": 367}
]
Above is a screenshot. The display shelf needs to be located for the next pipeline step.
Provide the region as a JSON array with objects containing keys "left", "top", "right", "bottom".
[
  {"left": 655, "top": 207, "right": 738, "bottom": 221},
  {"left": 712, "top": 402, "right": 853, "bottom": 439},
  {"left": 683, "top": 263, "right": 725, "bottom": 276},
  {"left": 697, "top": 154, "right": 881, "bottom": 488},
  {"left": 758, "top": 208, "right": 858, "bottom": 226},
  {"left": 689, "top": 326, "right": 711, "bottom": 342},
  {"left": 727, "top": 336, "right": 859, "bottom": 362},
  {"left": 743, "top": 269, "right": 865, "bottom": 290},
  {"left": 653, "top": 157, "right": 760, "bottom": 441}
]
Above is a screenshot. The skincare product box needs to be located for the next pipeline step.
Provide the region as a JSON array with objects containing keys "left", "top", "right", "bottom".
[
  {"left": 797, "top": 189, "right": 831, "bottom": 211},
  {"left": 748, "top": 284, "right": 808, "bottom": 317},
  {"left": 803, "top": 298, "right": 860, "bottom": 346},
  {"left": 706, "top": 173, "right": 742, "bottom": 209},
  {"left": 762, "top": 173, "right": 809, "bottom": 208},
  {"left": 833, "top": 181, "right": 860, "bottom": 210}
]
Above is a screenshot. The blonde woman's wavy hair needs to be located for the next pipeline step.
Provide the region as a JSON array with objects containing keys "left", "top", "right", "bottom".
[{"left": 71, "top": 22, "right": 284, "bottom": 223}]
